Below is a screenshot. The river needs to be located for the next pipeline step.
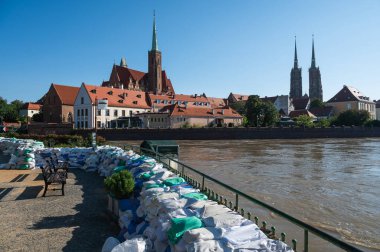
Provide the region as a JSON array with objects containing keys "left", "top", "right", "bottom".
[{"left": 114, "top": 138, "right": 380, "bottom": 251}]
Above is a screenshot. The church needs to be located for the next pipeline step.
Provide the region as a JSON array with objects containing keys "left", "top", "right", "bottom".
[
  {"left": 101, "top": 14, "right": 175, "bottom": 96},
  {"left": 290, "top": 36, "right": 323, "bottom": 101}
]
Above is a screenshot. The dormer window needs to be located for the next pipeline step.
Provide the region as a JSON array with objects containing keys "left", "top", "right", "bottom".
[
  {"left": 137, "top": 94, "right": 141, "bottom": 98},
  {"left": 108, "top": 91, "right": 113, "bottom": 95},
  {"left": 118, "top": 99, "right": 123, "bottom": 103},
  {"left": 133, "top": 101, "right": 138, "bottom": 104},
  {"left": 164, "top": 100, "right": 168, "bottom": 104},
  {"left": 90, "top": 89, "right": 96, "bottom": 94}
]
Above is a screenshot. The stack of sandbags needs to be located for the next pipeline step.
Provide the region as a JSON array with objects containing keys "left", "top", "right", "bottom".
[
  {"left": 101, "top": 147, "right": 293, "bottom": 252},
  {"left": 0, "top": 138, "right": 44, "bottom": 169}
]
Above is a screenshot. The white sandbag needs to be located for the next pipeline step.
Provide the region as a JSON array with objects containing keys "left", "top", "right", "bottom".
[
  {"left": 222, "top": 224, "right": 266, "bottom": 246},
  {"left": 203, "top": 213, "right": 245, "bottom": 228},
  {"left": 186, "top": 240, "right": 227, "bottom": 252},
  {"left": 227, "top": 238, "right": 293, "bottom": 252},
  {"left": 182, "top": 227, "right": 223, "bottom": 243},
  {"left": 101, "top": 237, "right": 120, "bottom": 252},
  {"left": 111, "top": 237, "right": 147, "bottom": 252}
]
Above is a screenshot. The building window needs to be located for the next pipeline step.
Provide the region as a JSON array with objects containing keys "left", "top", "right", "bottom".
[
  {"left": 85, "top": 121, "right": 88, "bottom": 128},
  {"left": 77, "top": 109, "right": 80, "bottom": 117},
  {"left": 97, "top": 109, "right": 101, "bottom": 116},
  {"left": 97, "top": 121, "right": 101, "bottom": 128},
  {"left": 85, "top": 109, "right": 88, "bottom": 116},
  {"left": 77, "top": 121, "right": 80, "bottom": 128},
  {"left": 81, "top": 109, "right": 84, "bottom": 116},
  {"left": 114, "top": 110, "right": 118, "bottom": 116},
  {"left": 81, "top": 121, "right": 84, "bottom": 128},
  {"left": 122, "top": 110, "right": 126, "bottom": 117},
  {"left": 346, "top": 103, "right": 352, "bottom": 110},
  {"left": 81, "top": 97, "right": 84, "bottom": 104},
  {"left": 106, "top": 109, "right": 110, "bottom": 116}
]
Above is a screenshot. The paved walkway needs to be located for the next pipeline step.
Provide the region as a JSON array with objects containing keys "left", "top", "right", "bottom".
[{"left": 0, "top": 168, "right": 118, "bottom": 252}]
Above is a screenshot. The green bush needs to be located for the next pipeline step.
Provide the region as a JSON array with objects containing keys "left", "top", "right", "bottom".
[{"left": 104, "top": 170, "right": 135, "bottom": 199}]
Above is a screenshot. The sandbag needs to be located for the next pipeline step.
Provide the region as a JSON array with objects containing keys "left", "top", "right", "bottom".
[
  {"left": 181, "top": 192, "right": 207, "bottom": 201},
  {"left": 167, "top": 216, "right": 204, "bottom": 244},
  {"left": 101, "top": 237, "right": 120, "bottom": 252},
  {"left": 111, "top": 237, "right": 147, "bottom": 252},
  {"left": 163, "top": 177, "right": 186, "bottom": 187}
]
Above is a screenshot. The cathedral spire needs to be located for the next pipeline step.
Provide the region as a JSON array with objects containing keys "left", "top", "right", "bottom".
[
  {"left": 311, "top": 35, "right": 316, "bottom": 68},
  {"left": 151, "top": 11, "right": 159, "bottom": 51},
  {"left": 294, "top": 36, "right": 298, "bottom": 68}
]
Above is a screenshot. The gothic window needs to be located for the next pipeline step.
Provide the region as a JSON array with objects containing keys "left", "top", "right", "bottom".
[{"left": 81, "top": 97, "right": 84, "bottom": 104}]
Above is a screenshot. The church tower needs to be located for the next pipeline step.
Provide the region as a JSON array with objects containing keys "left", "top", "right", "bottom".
[
  {"left": 308, "top": 36, "right": 323, "bottom": 101},
  {"left": 290, "top": 37, "right": 302, "bottom": 99},
  {"left": 148, "top": 13, "right": 162, "bottom": 94}
]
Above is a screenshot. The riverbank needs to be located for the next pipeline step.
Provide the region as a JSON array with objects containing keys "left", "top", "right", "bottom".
[{"left": 74, "top": 126, "right": 380, "bottom": 141}]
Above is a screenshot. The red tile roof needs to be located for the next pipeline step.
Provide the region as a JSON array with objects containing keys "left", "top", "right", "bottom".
[
  {"left": 292, "top": 97, "right": 310, "bottom": 110},
  {"left": 289, "top": 109, "right": 316, "bottom": 118},
  {"left": 82, "top": 84, "right": 150, "bottom": 109},
  {"left": 161, "top": 104, "right": 242, "bottom": 118},
  {"left": 148, "top": 93, "right": 209, "bottom": 108},
  {"left": 52, "top": 84, "right": 80, "bottom": 105},
  {"left": 21, "top": 103, "right": 42, "bottom": 110},
  {"left": 309, "top": 106, "right": 334, "bottom": 117},
  {"left": 327, "top": 85, "right": 373, "bottom": 103},
  {"left": 230, "top": 93, "right": 249, "bottom": 102},
  {"left": 208, "top": 97, "right": 227, "bottom": 108}
]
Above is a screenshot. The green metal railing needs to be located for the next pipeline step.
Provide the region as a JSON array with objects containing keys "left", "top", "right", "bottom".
[{"left": 125, "top": 144, "right": 363, "bottom": 252}]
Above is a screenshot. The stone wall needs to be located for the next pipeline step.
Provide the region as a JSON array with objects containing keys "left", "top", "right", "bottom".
[{"left": 73, "top": 126, "right": 380, "bottom": 141}]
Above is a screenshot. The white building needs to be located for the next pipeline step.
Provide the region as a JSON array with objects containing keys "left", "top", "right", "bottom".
[
  {"left": 19, "top": 103, "right": 42, "bottom": 119},
  {"left": 74, "top": 83, "right": 150, "bottom": 129}
]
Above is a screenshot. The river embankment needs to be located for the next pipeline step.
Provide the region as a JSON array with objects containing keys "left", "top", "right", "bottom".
[{"left": 74, "top": 126, "right": 380, "bottom": 141}]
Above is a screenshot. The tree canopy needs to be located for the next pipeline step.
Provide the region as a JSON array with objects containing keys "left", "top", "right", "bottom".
[
  {"left": 331, "top": 110, "right": 370, "bottom": 126},
  {"left": 244, "top": 95, "right": 279, "bottom": 126},
  {"left": 0, "top": 96, "right": 25, "bottom": 123}
]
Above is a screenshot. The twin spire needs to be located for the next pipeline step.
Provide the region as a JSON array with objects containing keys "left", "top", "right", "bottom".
[{"left": 293, "top": 35, "right": 317, "bottom": 68}]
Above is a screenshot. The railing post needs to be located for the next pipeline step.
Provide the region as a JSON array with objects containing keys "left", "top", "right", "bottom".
[
  {"left": 304, "top": 229, "right": 309, "bottom": 252},
  {"left": 292, "top": 239, "right": 297, "bottom": 252},
  {"left": 235, "top": 193, "right": 239, "bottom": 211},
  {"left": 281, "top": 232, "right": 286, "bottom": 242},
  {"left": 201, "top": 176, "right": 205, "bottom": 191},
  {"left": 181, "top": 164, "right": 185, "bottom": 177}
]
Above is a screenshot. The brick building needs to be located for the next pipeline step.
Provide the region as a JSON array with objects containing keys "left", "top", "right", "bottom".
[{"left": 42, "top": 84, "right": 79, "bottom": 123}]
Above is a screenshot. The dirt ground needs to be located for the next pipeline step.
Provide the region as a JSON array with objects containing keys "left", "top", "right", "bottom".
[{"left": 0, "top": 168, "right": 118, "bottom": 252}]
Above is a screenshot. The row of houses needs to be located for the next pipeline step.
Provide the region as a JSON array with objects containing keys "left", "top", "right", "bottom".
[
  {"left": 20, "top": 83, "right": 379, "bottom": 130},
  {"left": 21, "top": 83, "right": 243, "bottom": 129}
]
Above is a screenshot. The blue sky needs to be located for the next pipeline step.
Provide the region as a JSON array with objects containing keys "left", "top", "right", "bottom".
[{"left": 1, "top": 0, "right": 379, "bottom": 102}]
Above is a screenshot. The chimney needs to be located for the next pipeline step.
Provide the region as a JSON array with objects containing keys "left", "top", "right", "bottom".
[
  {"left": 120, "top": 84, "right": 124, "bottom": 89},
  {"left": 211, "top": 109, "right": 214, "bottom": 115},
  {"left": 221, "top": 109, "right": 225, "bottom": 115}
]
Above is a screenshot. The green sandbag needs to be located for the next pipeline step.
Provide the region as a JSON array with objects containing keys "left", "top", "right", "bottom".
[
  {"left": 145, "top": 183, "right": 165, "bottom": 190},
  {"left": 181, "top": 192, "right": 208, "bottom": 201},
  {"left": 163, "top": 177, "right": 186, "bottom": 186},
  {"left": 18, "top": 164, "right": 30, "bottom": 170},
  {"left": 167, "top": 216, "right": 204, "bottom": 244},
  {"left": 140, "top": 171, "right": 156, "bottom": 180},
  {"left": 23, "top": 149, "right": 32, "bottom": 154},
  {"left": 113, "top": 166, "right": 127, "bottom": 173},
  {"left": 24, "top": 157, "right": 33, "bottom": 162}
]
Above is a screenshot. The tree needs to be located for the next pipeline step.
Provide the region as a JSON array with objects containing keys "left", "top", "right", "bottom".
[
  {"left": 230, "top": 101, "right": 246, "bottom": 116},
  {"left": 245, "top": 95, "right": 279, "bottom": 126},
  {"left": 315, "top": 118, "right": 330, "bottom": 128},
  {"left": 332, "top": 110, "right": 370, "bottom": 126},
  {"left": 309, "top": 99, "right": 324, "bottom": 109},
  {"left": 31, "top": 112, "right": 44, "bottom": 122},
  {"left": 295, "top": 115, "right": 314, "bottom": 127}
]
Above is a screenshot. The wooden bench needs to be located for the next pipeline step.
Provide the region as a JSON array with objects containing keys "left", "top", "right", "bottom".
[{"left": 41, "top": 165, "right": 67, "bottom": 196}]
